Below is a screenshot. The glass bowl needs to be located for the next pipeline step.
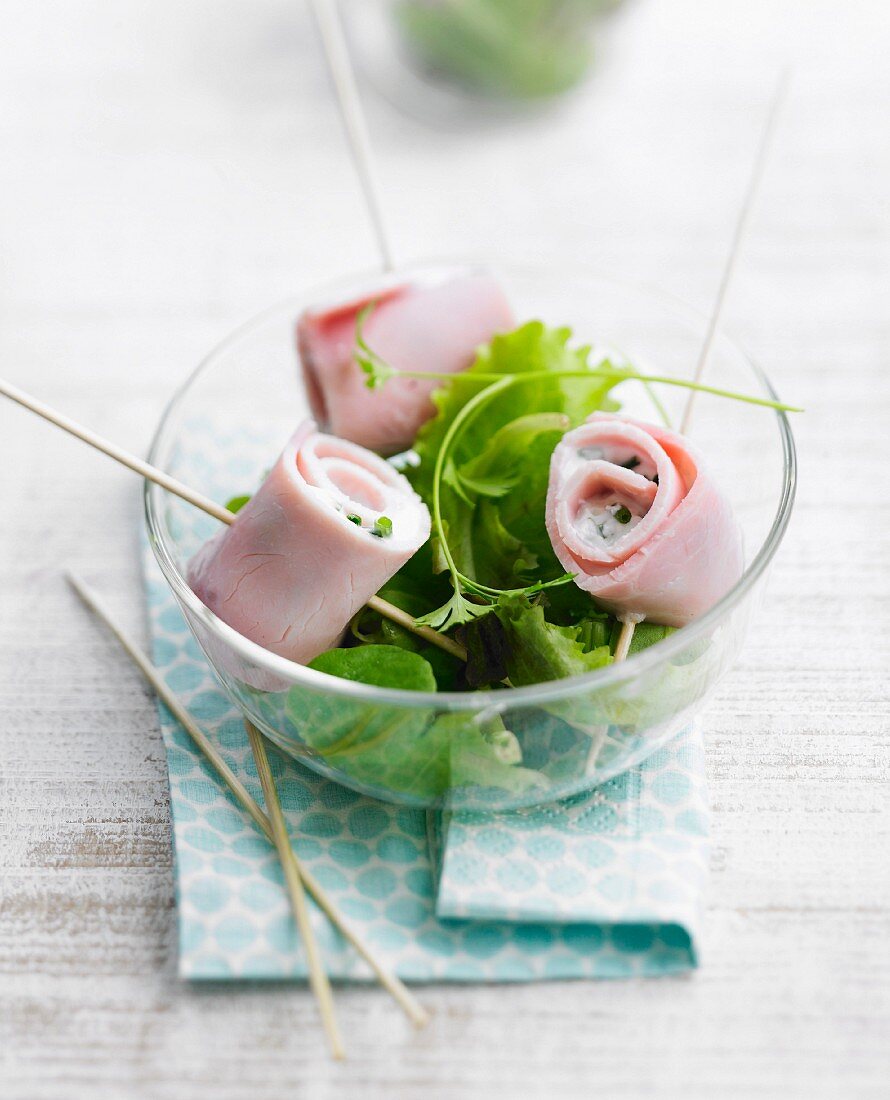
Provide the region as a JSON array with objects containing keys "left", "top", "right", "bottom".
[{"left": 145, "top": 261, "right": 796, "bottom": 811}]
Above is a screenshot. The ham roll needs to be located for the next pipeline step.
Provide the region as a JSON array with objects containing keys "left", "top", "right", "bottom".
[
  {"left": 188, "top": 422, "right": 431, "bottom": 665},
  {"left": 545, "top": 413, "right": 743, "bottom": 627},
  {"left": 296, "top": 267, "right": 513, "bottom": 455}
]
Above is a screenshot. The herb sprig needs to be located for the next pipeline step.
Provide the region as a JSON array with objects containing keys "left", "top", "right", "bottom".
[
  {"left": 413, "top": 373, "right": 576, "bottom": 630},
  {"left": 355, "top": 313, "right": 800, "bottom": 636},
  {"left": 356, "top": 303, "right": 801, "bottom": 415}
]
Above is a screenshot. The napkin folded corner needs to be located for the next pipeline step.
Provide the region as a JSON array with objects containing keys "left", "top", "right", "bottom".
[{"left": 428, "top": 728, "right": 709, "bottom": 975}]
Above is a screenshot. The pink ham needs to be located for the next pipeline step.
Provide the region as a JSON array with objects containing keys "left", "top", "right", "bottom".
[
  {"left": 297, "top": 267, "right": 513, "bottom": 455},
  {"left": 188, "top": 421, "right": 430, "bottom": 665},
  {"left": 545, "top": 413, "right": 743, "bottom": 627}
]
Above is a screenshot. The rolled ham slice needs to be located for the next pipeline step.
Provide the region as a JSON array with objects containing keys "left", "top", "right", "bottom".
[
  {"left": 188, "top": 421, "right": 431, "bottom": 665},
  {"left": 545, "top": 413, "right": 743, "bottom": 627},
  {"left": 296, "top": 267, "right": 513, "bottom": 455}
]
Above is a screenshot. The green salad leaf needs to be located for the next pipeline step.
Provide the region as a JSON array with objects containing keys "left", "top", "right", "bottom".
[
  {"left": 453, "top": 412, "right": 567, "bottom": 500},
  {"left": 230, "top": 311, "right": 798, "bottom": 727},
  {"left": 350, "top": 578, "right": 466, "bottom": 691},
  {"left": 405, "top": 322, "right": 622, "bottom": 628},
  {"left": 608, "top": 620, "right": 676, "bottom": 656},
  {"left": 380, "top": 314, "right": 797, "bottom": 636},
  {"left": 411, "top": 321, "right": 618, "bottom": 503},
  {"left": 458, "top": 612, "right": 512, "bottom": 688},
  {"left": 494, "top": 595, "right": 613, "bottom": 685},
  {"left": 309, "top": 645, "right": 437, "bottom": 692},
  {"left": 287, "top": 661, "right": 546, "bottom": 800}
]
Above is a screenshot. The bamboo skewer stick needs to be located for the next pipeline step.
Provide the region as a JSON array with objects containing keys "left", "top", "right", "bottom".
[
  {"left": 66, "top": 572, "right": 430, "bottom": 1031},
  {"left": 584, "top": 613, "right": 638, "bottom": 770},
  {"left": 66, "top": 574, "right": 342, "bottom": 1058},
  {"left": 310, "top": 0, "right": 395, "bottom": 272},
  {"left": 679, "top": 71, "right": 789, "bottom": 435},
  {"left": 305, "top": 2, "right": 477, "bottom": 662},
  {"left": 0, "top": 375, "right": 466, "bottom": 663},
  {"left": 244, "top": 719, "right": 345, "bottom": 1059},
  {"left": 0, "top": 377, "right": 233, "bottom": 524},
  {"left": 372, "top": 596, "right": 466, "bottom": 660},
  {"left": 615, "top": 71, "right": 789, "bottom": 663},
  {"left": 613, "top": 618, "right": 638, "bottom": 664}
]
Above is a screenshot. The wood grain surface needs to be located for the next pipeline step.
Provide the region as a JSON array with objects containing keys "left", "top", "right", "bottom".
[{"left": 1, "top": 1, "right": 888, "bottom": 1097}]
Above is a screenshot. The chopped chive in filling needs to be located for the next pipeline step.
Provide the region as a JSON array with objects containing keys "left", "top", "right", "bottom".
[
  {"left": 346, "top": 513, "right": 362, "bottom": 526},
  {"left": 578, "top": 500, "right": 642, "bottom": 545},
  {"left": 372, "top": 515, "right": 393, "bottom": 538},
  {"left": 225, "top": 494, "right": 251, "bottom": 514},
  {"left": 622, "top": 456, "right": 640, "bottom": 470}
]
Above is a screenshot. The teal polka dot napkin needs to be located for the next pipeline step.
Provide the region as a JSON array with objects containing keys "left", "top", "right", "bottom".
[
  {"left": 144, "top": 540, "right": 710, "bottom": 982},
  {"left": 431, "top": 742, "right": 709, "bottom": 947}
]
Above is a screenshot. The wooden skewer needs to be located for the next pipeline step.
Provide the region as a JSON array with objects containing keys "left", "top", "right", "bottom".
[
  {"left": 373, "top": 596, "right": 466, "bottom": 661},
  {"left": 615, "top": 71, "right": 789, "bottom": 663},
  {"left": 584, "top": 613, "right": 639, "bottom": 769},
  {"left": 66, "top": 573, "right": 342, "bottom": 1058},
  {"left": 304, "top": 3, "right": 479, "bottom": 662},
  {"left": 0, "top": 376, "right": 233, "bottom": 524},
  {"left": 679, "top": 70, "right": 790, "bottom": 435},
  {"left": 612, "top": 618, "right": 638, "bottom": 663},
  {"left": 66, "top": 571, "right": 430, "bottom": 1032},
  {"left": 310, "top": 0, "right": 395, "bottom": 272},
  {"left": 244, "top": 719, "right": 345, "bottom": 1059},
  {"left": 0, "top": 375, "right": 466, "bottom": 663}
]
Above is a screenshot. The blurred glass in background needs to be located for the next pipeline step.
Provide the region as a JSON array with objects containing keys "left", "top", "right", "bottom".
[{"left": 346, "top": 0, "right": 622, "bottom": 123}]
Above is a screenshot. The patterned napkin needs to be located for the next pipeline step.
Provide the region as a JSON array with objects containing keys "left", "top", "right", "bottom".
[{"left": 144, "top": 544, "right": 710, "bottom": 982}]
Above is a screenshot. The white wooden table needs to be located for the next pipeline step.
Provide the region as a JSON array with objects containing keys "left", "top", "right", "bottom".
[{"left": 1, "top": 2, "right": 888, "bottom": 1096}]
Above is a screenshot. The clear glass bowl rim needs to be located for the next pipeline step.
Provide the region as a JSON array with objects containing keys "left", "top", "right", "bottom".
[{"left": 144, "top": 261, "right": 797, "bottom": 712}]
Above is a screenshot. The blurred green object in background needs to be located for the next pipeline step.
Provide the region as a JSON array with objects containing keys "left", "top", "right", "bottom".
[{"left": 395, "top": 0, "right": 616, "bottom": 101}]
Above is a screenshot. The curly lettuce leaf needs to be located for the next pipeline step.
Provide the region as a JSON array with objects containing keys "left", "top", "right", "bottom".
[
  {"left": 494, "top": 594, "right": 613, "bottom": 685},
  {"left": 454, "top": 411, "right": 568, "bottom": 500},
  {"left": 411, "top": 321, "right": 617, "bottom": 501},
  {"left": 408, "top": 322, "right": 621, "bottom": 625}
]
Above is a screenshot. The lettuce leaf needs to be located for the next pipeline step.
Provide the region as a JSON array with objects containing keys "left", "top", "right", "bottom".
[
  {"left": 411, "top": 321, "right": 617, "bottom": 504},
  {"left": 408, "top": 322, "right": 622, "bottom": 626},
  {"left": 454, "top": 411, "right": 568, "bottom": 501},
  {"left": 458, "top": 612, "right": 512, "bottom": 688},
  {"left": 349, "top": 584, "right": 465, "bottom": 691},
  {"left": 309, "top": 645, "right": 437, "bottom": 692},
  {"left": 286, "top": 657, "right": 546, "bottom": 800},
  {"left": 493, "top": 595, "right": 613, "bottom": 685},
  {"left": 608, "top": 620, "right": 676, "bottom": 656}
]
